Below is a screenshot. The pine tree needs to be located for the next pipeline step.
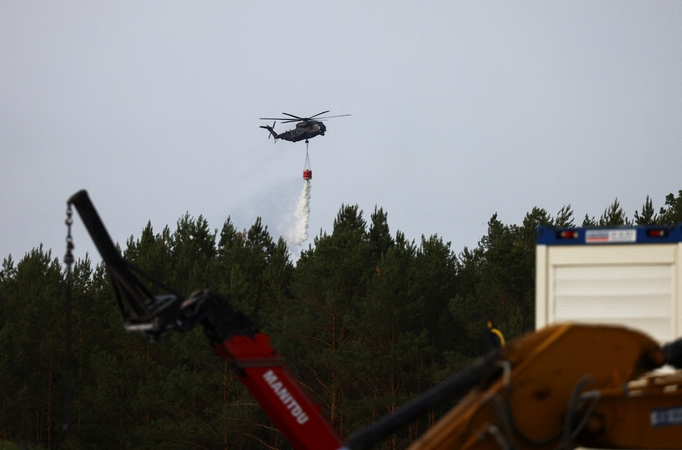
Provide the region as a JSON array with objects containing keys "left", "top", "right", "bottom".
[
  {"left": 450, "top": 210, "right": 543, "bottom": 361},
  {"left": 658, "top": 190, "right": 682, "bottom": 225},
  {"left": 0, "top": 247, "right": 66, "bottom": 448},
  {"left": 582, "top": 214, "right": 597, "bottom": 227},
  {"left": 349, "top": 232, "right": 433, "bottom": 448},
  {"left": 211, "top": 216, "right": 296, "bottom": 448},
  {"left": 286, "top": 205, "right": 373, "bottom": 436},
  {"left": 634, "top": 195, "right": 658, "bottom": 225},
  {"left": 598, "top": 198, "right": 631, "bottom": 226},
  {"left": 413, "top": 234, "right": 458, "bottom": 360},
  {"left": 554, "top": 205, "right": 575, "bottom": 227},
  {"left": 368, "top": 207, "right": 394, "bottom": 263},
  {"left": 169, "top": 214, "right": 217, "bottom": 293},
  {"left": 125, "top": 222, "right": 173, "bottom": 283}
]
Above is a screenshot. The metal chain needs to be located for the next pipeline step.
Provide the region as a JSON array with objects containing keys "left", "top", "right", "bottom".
[
  {"left": 64, "top": 203, "right": 74, "bottom": 269},
  {"left": 63, "top": 202, "right": 74, "bottom": 433}
]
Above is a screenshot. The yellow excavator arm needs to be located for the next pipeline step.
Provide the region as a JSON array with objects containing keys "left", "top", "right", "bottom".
[{"left": 409, "top": 324, "right": 682, "bottom": 450}]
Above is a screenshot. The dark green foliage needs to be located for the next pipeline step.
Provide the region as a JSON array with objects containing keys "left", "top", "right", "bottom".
[
  {"left": 554, "top": 205, "right": 575, "bottom": 228},
  {"left": 0, "top": 247, "right": 66, "bottom": 449},
  {"left": 349, "top": 233, "right": 433, "bottom": 448},
  {"left": 634, "top": 196, "right": 658, "bottom": 225},
  {"left": 598, "top": 198, "right": 631, "bottom": 226},
  {"left": 658, "top": 190, "right": 682, "bottom": 225},
  {"left": 1, "top": 190, "right": 681, "bottom": 449},
  {"left": 581, "top": 213, "right": 597, "bottom": 227},
  {"left": 0, "top": 441, "right": 47, "bottom": 450},
  {"left": 368, "top": 207, "right": 394, "bottom": 262},
  {"left": 451, "top": 205, "right": 572, "bottom": 359},
  {"left": 285, "top": 205, "right": 373, "bottom": 435}
]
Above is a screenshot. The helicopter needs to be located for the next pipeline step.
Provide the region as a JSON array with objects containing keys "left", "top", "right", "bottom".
[{"left": 259, "top": 111, "right": 350, "bottom": 143}]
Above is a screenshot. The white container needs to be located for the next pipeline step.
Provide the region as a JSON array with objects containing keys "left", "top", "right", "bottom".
[{"left": 535, "top": 224, "right": 682, "bottom": 344}]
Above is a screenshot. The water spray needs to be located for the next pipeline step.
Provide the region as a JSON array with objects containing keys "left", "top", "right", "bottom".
[
  {"left": 290, "top": 179, "right": 311, "bottom": 245},
  {"left": 288, "top": 142, "right": 312, "bottom": 245}
]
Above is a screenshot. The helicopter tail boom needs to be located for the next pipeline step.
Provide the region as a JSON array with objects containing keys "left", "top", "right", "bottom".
[{"left": 260, "top": 121, "right": 278, "bottom": 140}]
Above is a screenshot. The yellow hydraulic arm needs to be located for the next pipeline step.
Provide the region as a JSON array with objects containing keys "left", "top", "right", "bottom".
[{"left": 409, "top": 324, "right": 682, "bottom": 450}]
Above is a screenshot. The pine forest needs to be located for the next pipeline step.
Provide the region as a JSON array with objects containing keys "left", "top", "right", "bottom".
[{"left": 1, "top": 190, "right": 681, "bottom": 450}]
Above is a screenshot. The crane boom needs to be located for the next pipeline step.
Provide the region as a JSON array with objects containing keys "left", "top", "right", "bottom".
[{"left": 68, "top": 190, "right": 343, "bottom": 450}]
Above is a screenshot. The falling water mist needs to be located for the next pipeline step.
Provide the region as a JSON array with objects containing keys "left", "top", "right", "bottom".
[{"left": 288, "top": 179, "right": 311, "bottom": 245}]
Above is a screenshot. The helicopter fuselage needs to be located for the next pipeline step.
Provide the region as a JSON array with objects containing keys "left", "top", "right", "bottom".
[
  {"left": 260, "top": 111, "right": 348, "bottom": 143},
  {"left": 277, "top": 121, "right": 326, "bottom": 142}
]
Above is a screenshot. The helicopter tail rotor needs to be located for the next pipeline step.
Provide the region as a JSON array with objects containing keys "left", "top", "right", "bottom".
[
  {"left": 259, "top": 121, "right": 278, "bottom": 141},
  {"left": 269, "top": 121, "right": 276, "bottom": 139}
]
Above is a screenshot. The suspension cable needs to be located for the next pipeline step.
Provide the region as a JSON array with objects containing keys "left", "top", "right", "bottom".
[{"left": 304, "top": 141, "right": 312, "bottom": 171}]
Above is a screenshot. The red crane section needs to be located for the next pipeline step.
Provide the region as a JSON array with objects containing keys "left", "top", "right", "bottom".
[{"left": 212, "top": 334, "right": 342, "bottom": 450}]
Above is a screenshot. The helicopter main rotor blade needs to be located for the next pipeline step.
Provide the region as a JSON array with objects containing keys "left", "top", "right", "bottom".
[
  {"left": 309, "top": 110, "right": 330, "bottom": 119},
  {"left": 314, "top": 114, "right": 351, "bottom": 120},
  {"left": 260, "top": 112, "right": 350, "bottom": 123},
  {"left": 260, "top": 117, "right": 299, "bottom": 124}
]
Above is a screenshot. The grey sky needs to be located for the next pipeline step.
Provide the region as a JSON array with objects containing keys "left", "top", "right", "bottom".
[{"left": 1, "top": 1, "right": 681, "bottom": 265}]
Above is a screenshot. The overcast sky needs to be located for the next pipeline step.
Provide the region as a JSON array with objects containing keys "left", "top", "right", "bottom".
[{"left": 1, "top": 1, "right": 681, "bottom": 266}]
